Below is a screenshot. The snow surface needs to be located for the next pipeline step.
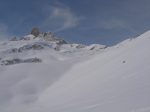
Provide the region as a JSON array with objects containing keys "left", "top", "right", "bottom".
[{"left": 0, "top": 31, "right": 150, "bottom": 112}]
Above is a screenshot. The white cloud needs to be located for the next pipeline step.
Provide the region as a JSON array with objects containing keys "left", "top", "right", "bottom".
[{"left": 42, "top": 3, "right": 80, "bottom": 32}]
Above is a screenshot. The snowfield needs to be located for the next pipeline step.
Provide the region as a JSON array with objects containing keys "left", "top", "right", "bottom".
[{"left": 0, "top": 31, "right": 150, "bottom": 112}]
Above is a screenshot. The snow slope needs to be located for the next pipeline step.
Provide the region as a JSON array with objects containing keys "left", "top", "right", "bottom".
[{"left": 0, "top": 31, "right": 150, "bottom": 112}]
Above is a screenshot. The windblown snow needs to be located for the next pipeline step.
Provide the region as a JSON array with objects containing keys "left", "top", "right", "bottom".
[{"left": 0, "top": 31, "right": 150, "bottom": 112}]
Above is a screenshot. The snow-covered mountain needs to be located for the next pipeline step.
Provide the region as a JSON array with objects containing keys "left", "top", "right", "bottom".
[
  {"left": 0, "top": 32, "right": 106, "bottom": 65},
  {"left": 0, "top": 30, "right": 150, "bottom": 112}
]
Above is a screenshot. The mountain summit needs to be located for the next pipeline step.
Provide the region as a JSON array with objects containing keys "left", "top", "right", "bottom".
[
  {"left": 19, "top": 28, "right": 68, "bottom": 45},
  {"left": 31, "top": 27, "right": 40, "bottom": 37}
]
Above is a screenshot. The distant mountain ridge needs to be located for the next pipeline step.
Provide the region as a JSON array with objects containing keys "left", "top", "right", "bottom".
[{"left": 0, "top": 28, "right": 106, "bottom": 66}]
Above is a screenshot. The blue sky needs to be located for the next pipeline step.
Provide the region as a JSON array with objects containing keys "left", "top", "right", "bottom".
[{"left": 0, "top": 0, "right": 150, "bottom": 45}]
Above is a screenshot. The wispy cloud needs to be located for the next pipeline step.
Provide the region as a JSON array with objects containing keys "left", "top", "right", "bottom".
[{"left": 42, "top": 2, "right": 81, "bottom": 32}]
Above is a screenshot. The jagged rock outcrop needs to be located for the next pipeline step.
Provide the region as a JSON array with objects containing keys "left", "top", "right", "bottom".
[
  {"left": 22, "top": 28, "right": 68, "bottom": 45},
  {"left": 43, "top": 32, "right": 55, "bottom": 41},
  {"left": 42, "top": 32, "right": 67, "bottom": 45},
  {"left": 10, "top": 28, "right": 68, "bottom": 46},
  {"left": 7, "top": 43, "right": 45, "bottom": 53},
  {"left": 31, "top": 27, "right": 40, "bottom": 37}
]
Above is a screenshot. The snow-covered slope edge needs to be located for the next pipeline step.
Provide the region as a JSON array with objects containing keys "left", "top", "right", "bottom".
[{"left": 31, "top": 31, "right": 150, "bottom": 112}]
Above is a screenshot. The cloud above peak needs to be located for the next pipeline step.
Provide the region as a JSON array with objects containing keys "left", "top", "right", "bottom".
[{"left": 42, "top": 3, "right": 81, "bottom": 32}]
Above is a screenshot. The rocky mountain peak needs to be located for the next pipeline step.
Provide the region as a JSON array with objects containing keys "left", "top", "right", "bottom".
[
  {"left": 12, "top": 28, "right": 68, "bottom": 45},
  {"left": 31, "top": 27, "right": 40, "bottom": 37}
]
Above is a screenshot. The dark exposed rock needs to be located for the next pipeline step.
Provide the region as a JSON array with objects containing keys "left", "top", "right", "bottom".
[
  {"left": 76, "top": 44, "right": 85, "bottom": 49},
  {"left": 42, "top": 32, "right": 67, "bottom": 45},
  {"left": 11, "top": 48, "right": 18, "bottom": 53},
  {"left": 18, "top": 44, "right": 44, "bottom": 52},
  {"left": 43, "top": 32, "right": 56, "bottom": 41},
  {"left": 55, "top": 39, "right": 67, "bottom": 45},
  {"left": 23, "top": 58, "right": 42, "bottom": 63},
  {"left": 90, "top": 47, "right": 95, "bottom": 50},
  {"left": 31, "top": 27, "right": 40, "bottom": 37},
  {"left": 31, "top": 44, "right": 44, "bottom": 50},
  {"left": 1, "top": 59, "right": 22, "bottom": 65},
  {"left": 1, "top": 58, "right": 42, "bottom": 65},
  {"left": 122, "top": 61, "right": 126, "bottom": 63},
  {"left": 6, "top": 44, "right": 44, "bottom": 54}
]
